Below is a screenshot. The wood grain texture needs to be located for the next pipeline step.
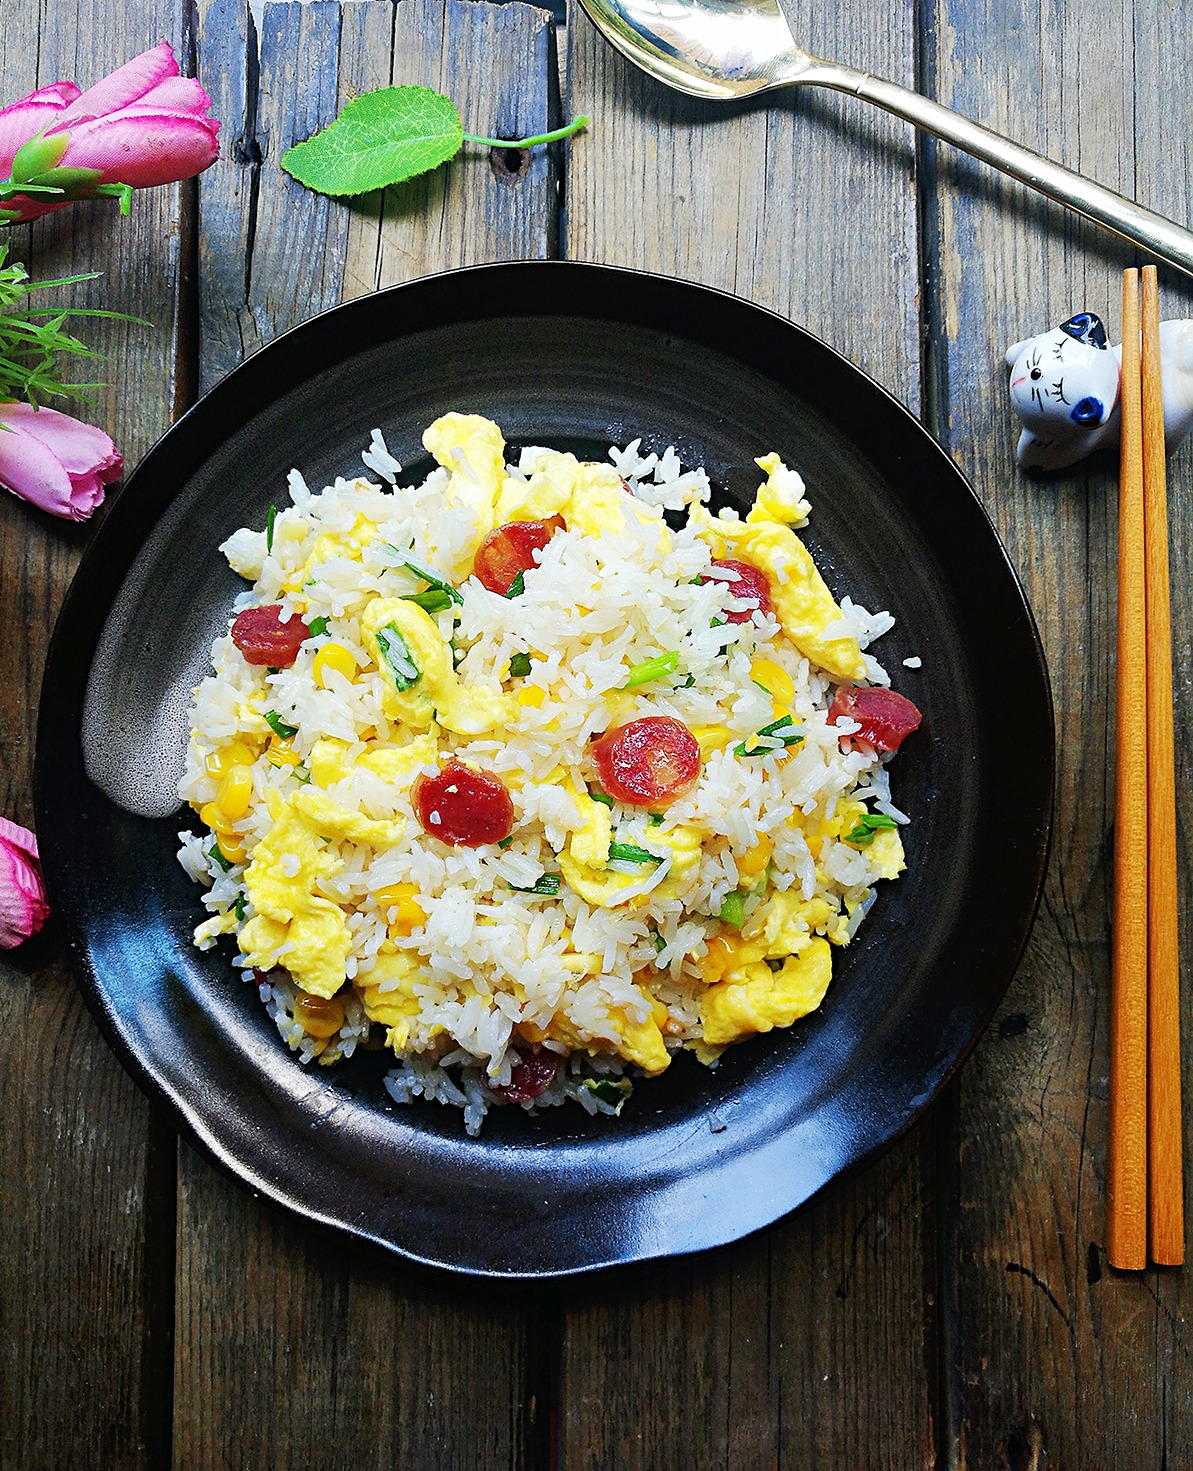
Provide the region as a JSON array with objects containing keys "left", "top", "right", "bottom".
[
  {"left": 342, "top": 0, "right": 560, "bottom": 299},
  {"left": 926, "top": 0, "right": 1193, "bottom": 1458},
  {"left": 0, "top": 5, "right": 188, "bottom": 1468},
  {"left": 560, "top": 4, "right": 934, "bottom": 1466},
  {"left": 176, "top": 5, "right": 560, "bottom": 1467}
]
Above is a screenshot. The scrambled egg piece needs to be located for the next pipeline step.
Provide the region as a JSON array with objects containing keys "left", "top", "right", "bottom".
[
  {"left": 424, "top": 414, "right": 508, "bottom": 577},
  {"left": 689, "top": 457, "right": 866, "bottom": 680},
  {"left": 565, "top": 781, "right": 612, "bottom": 869},
  {"left": 502, "top": 447, "right": 670, "bottom": 550},
  {"left": 700, "top": 937, "right": 833, "bottom": 1046},
  {"left": 864, "top": 826, "right": 906, "bottom": 880},
  {"left": 557, "top": 852, "right": 642, "bottom": 907},
  {"left": 357, "top": 950, "right": 422, "bottom": 1046},
  {"left": 359, "top": 596, "right": 514, "bottom": 736},
  {"left": 238, "top": 788, "right": 406, "bottom": 998},
  {"left": 309, "top": 734, "right": 438, "bottom": 793},
  {"left": 745, "top": 889, "right": 832, "bottom": 954},
  {"left": 522, "top": 993, "right": 670, "bottom": 1076}
]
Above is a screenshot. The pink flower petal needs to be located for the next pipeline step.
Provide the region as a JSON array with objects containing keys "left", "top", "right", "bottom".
[
  {"left": 135, "top": 75, "right": 215, "bottom": 117},
  {"left": 55, "top": 40, "right": 178, "bottom": 125},
  {"left": 0, "top": 405, "right": 121, "bottom": 521},
  {"left": 0, "top": 816, "right": 49, "bottom": 949},
  {"left": 0, "top": 84, "right": 78, "bottom": 175},
  {"left": 57, "top": 110, "right": 219, "bottom": 187}
]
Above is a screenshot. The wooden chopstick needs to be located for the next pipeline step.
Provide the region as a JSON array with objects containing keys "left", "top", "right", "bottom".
[
  {"left": 1142, "top": 264, "right": 1184, "bottom": 1265},
  {"left": 1107, "top": 267, "right": 1149, "bottom": 1271}
]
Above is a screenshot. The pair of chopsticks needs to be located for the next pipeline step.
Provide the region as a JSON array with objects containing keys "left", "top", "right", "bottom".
[{"left": 1107, "top": 265, "right": 1183, "bottom": 1270}]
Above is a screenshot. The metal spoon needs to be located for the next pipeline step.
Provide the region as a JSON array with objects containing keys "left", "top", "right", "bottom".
[{"left": 577, "top": 0, "right": 1193, "bottom": 282}]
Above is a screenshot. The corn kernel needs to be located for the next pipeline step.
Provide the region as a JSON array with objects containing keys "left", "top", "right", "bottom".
[
  {"left": 738, "top": 834, "right": 773, "bottom": 876},
  {"left": 199, "top": 801, "right": 235, "bottom": 836},
  {"left": 749, "top": 657, "right": 795, "bottom": 707},
  {"left": 312, "top": 641, "right": 357, "bottom": 689},
  {"left": 374, "top": 882, "right": 428, "bottom": 936},
  {"left": 205, "top": 740, "right": 256, "bottom": 778},
  {"left": 216, "top": 764, "right": 254, "bottom": 820},
  {"left": 698, "top": 933, "right": 737, "bottom": 984},
  {"left": 214, "top": 831, "right": 246, "bottom": 864},
  {"left": 294, "top": 991, "right": 345, "bottom": 1038},
  {"left": 516, "top": 685, "right": 547, "bottom": 708},
  {"left": 266, "top": 734, "right": 302, "bottom": 767}
]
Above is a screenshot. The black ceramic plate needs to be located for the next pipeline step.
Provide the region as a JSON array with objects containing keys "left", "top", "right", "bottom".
[{"left": 36, "top": 262, "right": 1052, "bottom": 1278}]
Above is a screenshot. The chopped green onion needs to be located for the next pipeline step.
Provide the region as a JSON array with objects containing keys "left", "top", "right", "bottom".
[
  {"left": 207, "top": 842, "right": 234, "bottom": 873},
  {"left": 509, "top": 872, "right": 562, "bottom": 895},
  {"left": 733, "top": 715, "right": 804, "bottom": 758},
  {"left": 718, "top": 889, "right": 745, "bottom": 928},
  {"left": 844, "top": 812, "right": 898, "bottom": 846},
  {"left": 505, "top": 570, "right": 526, "bottom": 599},
  {"left": 498, "top": 835, "right": 515, "bottom": 849},
  {"left": 621, "top": 649, "right": 679, "bottom": 689},
  {"left": 264, "top": 710, "right": 298, "bottom": 739},
  {"left": 306, "top": 615, "right": 329, "bottom": 638},
  {"left": 266, "top": 504, "right": 277, "bottom": 553},
  {"left": 402, "top": 587, "right": 454, "bottom": 614},
  {"left": 649, "top": 813, "right": 665, "bottom": 826},
  {"left": 583, "top": 1076, "right": 632, "bottom": 1109},
  {"left": 587, "top": 787, "right": 614, "bottom": 808},
  {"left": 509, "top": 653, "right": 532, "bottom": 678},
  {"left": 680, "top": 674, "right": 696, "bottom": 687},
  {"left": 651, "top": 932, "right": 667, "bottom": 954},
  {"left": 292, "top": 764, "right": 312, "bottom": 785},
  {"left": 752, "top": 677, "right": 771, "bottom": 694},
  {"left": 710, "top": 616, "right": 727, "bottom": 629},
  {"left": 233, "top": 892, "right": 247, "bottom": 922},
  {"left": 608, "top": 841, "right": 658, "bottom": 865},
  {"left": 388, "top": 551, "right": 463, "bottom": 606},
  {"left": 375, "top": 623, "right": 421, "bottom": 690}
]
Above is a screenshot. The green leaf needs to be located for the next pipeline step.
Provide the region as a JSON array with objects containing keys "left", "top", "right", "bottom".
[
  {"left": 281, "top": 85, "right": 464, "bottom": 197},
  {"left": 9, "top": 131, "right": 70, "bottom": 185},
  {"left": 844, "top": 812, "right": 898, "bottom": 846},
  {"left": 266, "top": 504, "right": 277, "bottom": 554},
  {"left": 505, "top": 570, "right": 526, "bottom": 599},
  {"left": 508, "top": 652, "right": 532, "bottom": 678},
  {"left": 306, "top": 615, "right": 329, "bottom": 638},
  {"left": 264, "top": 710, "right": 298, "bottom": 739}
]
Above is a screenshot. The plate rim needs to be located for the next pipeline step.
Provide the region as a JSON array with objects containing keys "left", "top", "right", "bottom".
[{"left": 35, "top": 259, "right": 1055, "bottom": 1278}]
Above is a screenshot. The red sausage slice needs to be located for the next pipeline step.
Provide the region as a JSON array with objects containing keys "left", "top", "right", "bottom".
[
  {"left": 412, "top": 760, "right": 515, "bottom": 847},
  {"left": 490, "top": 1048, "right": 559, "bottom": 1103},
  {"left": 231, "top": 604, "right": 310, "bottom": 667},
  {"left": 591, "top": 716, "right": 701, "bottom": 808},
  {"left": 473, "top": 516, "right": 566, "bottom": 595},
  {"left": 829, "top": 685, "right": 922, "bottom": 753},
  {"left": 703, "top": 559, "right": 773, "bottom": 624}
]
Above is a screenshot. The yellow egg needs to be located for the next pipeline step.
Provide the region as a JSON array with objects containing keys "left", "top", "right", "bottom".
[
  {"left": 312, "top": 641, "right": 357, "bottom": 688},
  {"left": 700, "top": 937, "right": 832, "bottom": 1045}
]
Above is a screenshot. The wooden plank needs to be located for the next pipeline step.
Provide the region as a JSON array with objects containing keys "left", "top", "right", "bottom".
[
  {"left": 0, "top": 4, "right": 189, "bottom": 1468},
  {"left": 176, "top": 5, "right": 560, "bottom": 1467},
  {"left": 344, "top": 0, "right": 560, "bottom": 298},
  {"left": 926, "top": 0, "right": 1193, "bottom": 1461},
  {"left": 560, "top": 4, "right": 933, "bottom": 1467}
]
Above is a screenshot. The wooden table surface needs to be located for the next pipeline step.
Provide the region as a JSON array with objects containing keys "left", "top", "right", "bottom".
[{"left": 2, "top": 0, "right": 1191, "bottom": 1466}]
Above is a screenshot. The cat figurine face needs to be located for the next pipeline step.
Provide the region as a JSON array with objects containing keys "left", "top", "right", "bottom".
[{"left": 1005, "top": 312, "right": 1122, "bottom": 470}]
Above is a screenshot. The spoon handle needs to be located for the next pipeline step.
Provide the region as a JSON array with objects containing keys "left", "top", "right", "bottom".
[{"left": 806, "top": 61, "right": 1193, "bottom": 280}]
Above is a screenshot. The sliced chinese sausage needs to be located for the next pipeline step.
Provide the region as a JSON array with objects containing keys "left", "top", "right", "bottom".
[
  {"left": 829, "top": 685, "right": 922, "bottom": 753},
  {"left": 591, "top": 715, "right": 702, "bottom": 807},
  {"left": 702, "top": 559, "right": 773, "bottom": 624},
  {"left": 490, "top": 1048, "right": 559, "bottom": 1103},
  {"left": 231, "top": 604, "right": 310, "bottom": 666},
  {"left": 412, "top": 759, "right": 515, "bottom": 847},
  {"left": 473, "top": 516, "right": 566, "bottom": 595}
]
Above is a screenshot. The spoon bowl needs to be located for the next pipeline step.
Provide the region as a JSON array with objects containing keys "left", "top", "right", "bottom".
[{"left": 578, "top": 0, "right": 1193, "bottom": 281}]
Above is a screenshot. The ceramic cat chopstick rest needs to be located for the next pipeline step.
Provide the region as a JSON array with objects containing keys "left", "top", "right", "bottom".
[{"left": 1006, "top": 311, "right": 1193, "bottom": 470}]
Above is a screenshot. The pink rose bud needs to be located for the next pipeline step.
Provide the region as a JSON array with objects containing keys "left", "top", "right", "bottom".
[
  {"left": 0, "top": 41, "right": 219, "bottom": 225},
  {"left": 0, "top": 401, "right": 123, "bottom": 520},
  {"left": 0, "top": 815, "right": 49, "bottom": 949}
]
